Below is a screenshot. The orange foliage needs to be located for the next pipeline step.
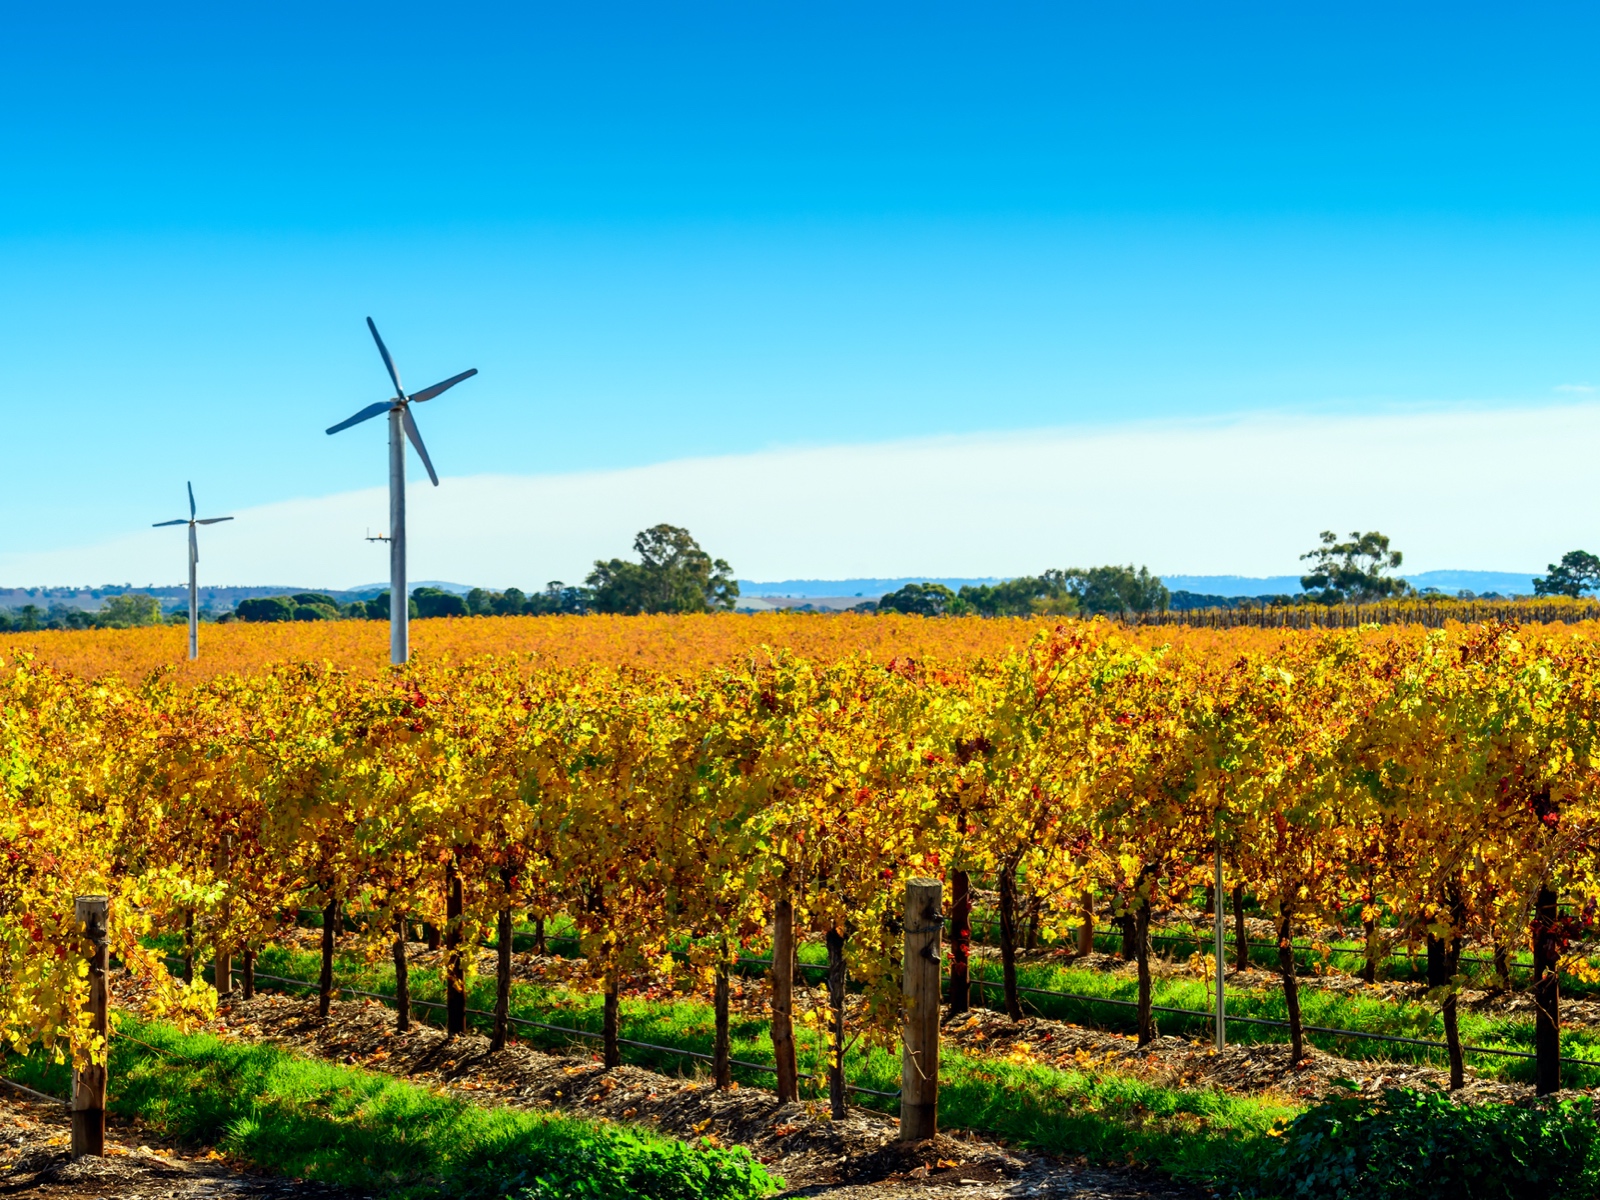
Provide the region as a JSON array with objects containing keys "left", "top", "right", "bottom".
[
  {"left": 5, "top": 611, "right": 1587, "bottom": 685},
  {"left": 0, "top": 614, "right": 1058, "bottom": 683}
]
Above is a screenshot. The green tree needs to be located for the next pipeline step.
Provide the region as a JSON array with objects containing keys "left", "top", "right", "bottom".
[
  {"left": 586, "top": 525, "right": 738, "bottom": 614},
  {"left": 98, "top": 593, "right": 163, "bottom": 628},
  {"left": 235, "top": 596, "right": 296, "bottom": 623},
  {"left": 367, "top": 592, "right": 420, "bottom": 620},
  {"left": 526, "top": 581, "right": 592, "bottom": 615},
  {"left": 412, "top": 587, "right": 468, "bottom": 618},
  {"left": 288, "top": 593, "right": 341, "bottom": 621},
  {"left": 877, "top": 582, "right": 959, "bottom": 616},
  {"left": 1064, "top": 565, "right": 1169, "bottom": 615},
  {"left": 1299, "top": 530, "right": 1411, "bottom": 603},
  {"left": 958, "top": 572, "right": 1078, "bottom": 617},
  {"left": 1533, "top": 551, "right": 1600, "bottom": 598}
]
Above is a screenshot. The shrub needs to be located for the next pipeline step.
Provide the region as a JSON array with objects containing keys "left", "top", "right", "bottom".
[{"left": 1262, "top": 1088, "right": 1600, "bottom": 1200}]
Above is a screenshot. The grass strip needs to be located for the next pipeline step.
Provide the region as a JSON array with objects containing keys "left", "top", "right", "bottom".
[
  {"left": 241, "top": 944, "right": 1290, "bottom": 1188},
  {"left": 6, "top": 1017, "right": 777, "bottom": 1200},
  {"left": 962, "top": 955, "right": 1600, "bottom": 1087},
  {"left": 249, "top": 926, "right": 1600, "bottom": 1086}
]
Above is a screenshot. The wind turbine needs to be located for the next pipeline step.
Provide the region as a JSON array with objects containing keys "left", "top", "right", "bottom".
[
  {"left": 152, "top": 483, "right": 234, "bottom": 661},
  {"left": 326, "top": 317, "right": 477, "bottom": 665}
]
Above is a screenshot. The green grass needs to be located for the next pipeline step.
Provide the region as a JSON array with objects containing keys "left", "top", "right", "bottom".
[
  {"left": 231, "top": 942, "right": 1289, "bottom": 1187},
  {"left": 6, "top": 1018, "right": 776, "bottom": 1200},
  {"left": 154, "top": 916, "right": 1600, "bottom": 1190},
  {"left": 963, "top": 903, "right": 1600, "bottom": 999},
  {"left": 959, "top": 952, "right": 1600, "bottom": 1087},
  {"left": 173, "top": 909, "right": 1600, "bottom": 1087},
  {"left": 279, "top": 920, "right": 1595, "bottom": 1086}
]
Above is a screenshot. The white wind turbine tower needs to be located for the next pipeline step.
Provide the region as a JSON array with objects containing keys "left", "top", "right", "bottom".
[
  {"left": 326, "top": 317, "right": 477, "bottom": 665},
  {"left": 152, "top": 482, "right": 234, "bottom": 661}
]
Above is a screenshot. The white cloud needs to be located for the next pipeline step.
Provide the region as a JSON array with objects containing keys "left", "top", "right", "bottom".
[{"left": 3, "top": 403, "right": 1591, "bottom": 589}]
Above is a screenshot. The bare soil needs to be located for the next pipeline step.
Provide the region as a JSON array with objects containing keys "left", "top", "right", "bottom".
[
  {"left": 210, "top": 992, "right": 1200, "bottom": 1199},
  {"left": 937, "top": 1006, "right": 1583, "bottom": 1107}
]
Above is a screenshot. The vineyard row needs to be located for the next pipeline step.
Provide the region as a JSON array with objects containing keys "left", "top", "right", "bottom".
[{"left": 6, "top": 616, "right": 1600, "bottom": 1111}]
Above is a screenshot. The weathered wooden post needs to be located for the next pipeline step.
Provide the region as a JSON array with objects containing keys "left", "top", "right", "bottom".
[
  {"left": 900, "top": 878, "right": 941, "bottom": 1142},
  {"left": 771, "top": 895, "right": 799, "bottom": 1102},
  {"left": 72, "top": 896, "right": 109, "bottom": 1159},
  {"left": 214, "top": 836, "right": 232, "bottom": 996},
  {"left": 492, "top": 867, "right": 513, "bottom": 1052},
  {"left": 214, "top": 946, "right": 232, "bottom": 997},
  {"left": 445, "top": 857, "right": 465, "bottom": 1036}
]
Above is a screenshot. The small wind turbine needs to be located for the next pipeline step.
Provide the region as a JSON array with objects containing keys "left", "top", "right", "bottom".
[
  {"left": 152, "top": 483, "right": 234, "bottom": 661},
  {"left": 326, "top": 318, "right": 476, "bottom": 665}
]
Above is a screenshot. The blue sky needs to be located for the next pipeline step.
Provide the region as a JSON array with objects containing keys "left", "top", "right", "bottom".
[{"left": 5, "top": 4, "right": 1600, "bottom": 584}]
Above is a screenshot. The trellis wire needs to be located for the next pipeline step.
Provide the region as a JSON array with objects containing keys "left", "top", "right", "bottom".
[{"left": 0, "top": 1075, "right": 68, "bottom": 1107}]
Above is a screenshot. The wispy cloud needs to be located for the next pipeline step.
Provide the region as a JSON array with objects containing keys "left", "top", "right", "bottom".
[
  {"left": 2, "top": 404, "right": 1590, "bottom": 589},
  {"left": 1555, "top": 383, "right": 1596, "bottom": 394}
]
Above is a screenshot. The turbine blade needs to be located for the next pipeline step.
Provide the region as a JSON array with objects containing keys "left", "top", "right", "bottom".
[
  {"left": 152, "top": 519, "right": 187, "bottom": 527},
  {"left": 196, "top": 516, "right": 234, "bottom": 525},
  {"left": 326, "top": 400, "right": 394, "bottom": 435},
  {"left": 188, "top": 481, "right": 196, "bottom": 520},
  {"left": 189, "top": 524, "right": 198, "bottom": 566},
  {"left": 367, "top": 317, "right": 404, "bottom": 397},
  {"left": 409, "top": 368, "right": 478, "bottom": 404},
  {"left": 402, "top": 405, "right": 440, "bottom": 486}
]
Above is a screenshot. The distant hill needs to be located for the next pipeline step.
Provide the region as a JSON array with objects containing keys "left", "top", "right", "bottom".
[
  {"left": 1402, "top": 570, "right": 1538, "bottom": 596},
  {"left": 0, "top": 582, "right": 470, "bottom": 613},
  {"left": 744, "top": 570, "right": 1542, "bottom": 605},
  {"left": 1165, "top": 571, "right": 1537, "bottom": 598}
]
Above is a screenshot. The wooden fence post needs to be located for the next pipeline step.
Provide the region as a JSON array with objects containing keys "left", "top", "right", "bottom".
[
  {"left": 900, "top": 878, "right": 941, "bottom": 1142},
  {"left": 72, "top": 896, "right": 109, "bottom": 1159},
  {"left": 445, "top": 857, "right": 465, "bottom": 1036},
  {"left": 214, "top": 836, "right": 232, "bottom": 996},
  {"left": 214, "top": 946, "right": 232, "bottom": 997},
  {"left": 770, "top": 896, "right": 799, "bottom": 1103}
]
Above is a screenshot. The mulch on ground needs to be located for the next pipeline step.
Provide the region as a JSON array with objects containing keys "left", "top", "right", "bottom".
[
  {"left": 212, "top": 992, "right": 1199, "bottom": 1200},
  {"left": 938, "top": 1005, "right": 1589, "bottom": 1106}
]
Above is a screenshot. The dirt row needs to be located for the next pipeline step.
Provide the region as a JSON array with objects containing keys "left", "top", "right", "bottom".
[
  {"left": 44, "top": 922, "right": 1583, "bottom": 1200},
  {"left": 938, "top": 1006, "right": 1566, "bottom": 1106},
  {"left": 275, "top": 924, "right": 1600, "bottom": 1095},
  {"left": 212, "top": 991, "right": 1198, "bottom": 1199},
  {"left": 978, "top": 944, "right": 1600, "bottom": 1033}
]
